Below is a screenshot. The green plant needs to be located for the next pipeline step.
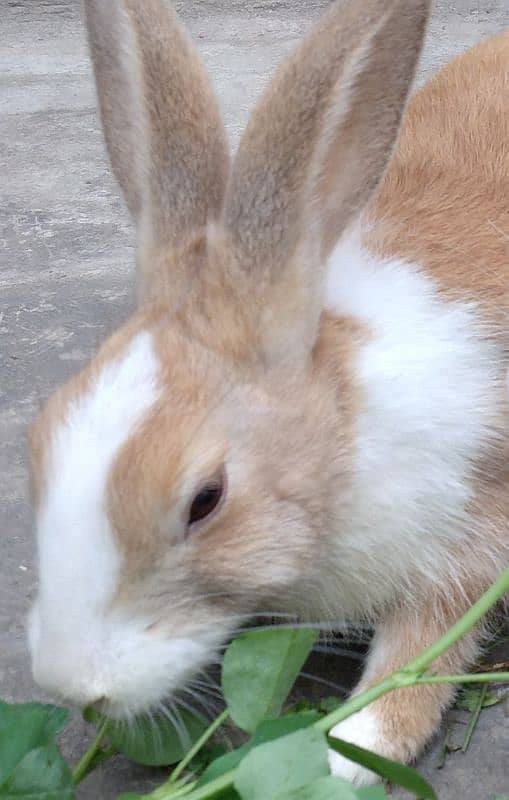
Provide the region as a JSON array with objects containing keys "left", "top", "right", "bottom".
[{"left": 2, "top": 566, "right": 508, "bottom": 800}]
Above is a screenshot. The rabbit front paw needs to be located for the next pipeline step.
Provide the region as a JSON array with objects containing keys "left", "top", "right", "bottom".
[{"left": 328, "top": 707, "right": 384, "bottom": 786}]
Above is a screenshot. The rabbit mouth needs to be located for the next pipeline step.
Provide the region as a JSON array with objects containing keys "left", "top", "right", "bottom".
[{"left": 29, "top": 595, "right": 230, "bottom": 720}]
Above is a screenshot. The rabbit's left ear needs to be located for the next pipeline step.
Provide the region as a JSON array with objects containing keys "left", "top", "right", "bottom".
[
  {"left": 84, "top": 0, "right": 230, "bottom": 301},
  {"left": 222, "top": 0, "right": 430, "bottom": 366}
]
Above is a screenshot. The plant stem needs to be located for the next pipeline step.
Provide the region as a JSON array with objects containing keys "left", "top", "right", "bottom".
[
  {"left": 316, "top": 564, "right": 509, "bottom": 733},
  {"left": 404, "top": 568, "right": 509, "bottom": 675},
  {"left": 72, "top": 718, "right": 110, "bottom": 784},
  {"left": 414, "top": 672, "right": 509, "bottom": 686},
  {"left": 436, "top": 722, "right": 455, "bottom": 769},
  {"left": 149, "top": 779, "right": 199, "bottom": 800},
  {"left": 169, "top": 710, "right": 230, "bottom": 785},
  {"left": 152, "top": 770, "right": 236, "bottom": 800},
  {"left": 314, "top": 671, "right": 509, "bottom": 735},
  {"left": 314, "top": 678, "right": 397, "bottom": 733},
  {"left": 461, "top": 683, "right": 487, "bottom": 754}
]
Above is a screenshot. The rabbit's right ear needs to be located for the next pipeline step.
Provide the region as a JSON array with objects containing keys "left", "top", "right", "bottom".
[
  {"left": 222, "top": 0, "right": 430, "bottom": 367},
  {"left": 84, "top": 0, "right": 229, "bottom": 301}
]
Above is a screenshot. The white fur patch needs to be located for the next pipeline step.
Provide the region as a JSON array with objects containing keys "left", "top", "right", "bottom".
[
  {"left": 329, "top": 708, "right": 383, "bottom": 785},
  {"left": 325, "top": 227, "right": 501, "bottom": 614},
  {"left": 30, "top": 332, "right": 162, "bottom": 707}
]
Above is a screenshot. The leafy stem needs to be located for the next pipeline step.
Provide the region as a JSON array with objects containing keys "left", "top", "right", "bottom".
[
  {"left": 404, "top": 567, "right": 509, "bottom": 674},
  {"left": 460, "top": 683, "right": 488, "bottom": 754},
  {"left": 414, "top": 671, "right": 509, "bottom": 686},
  {"left": 171, "top": 566, "right": 509, "bottom": 800},
  {"left": 168, "top": 710, "right": 230, "bottom": 786},
  {"left": 316, "top": 564, "right": 509, "bottom": 732},
  {"left": 72, "top": 718, "right": 110, "bottom": 784}
]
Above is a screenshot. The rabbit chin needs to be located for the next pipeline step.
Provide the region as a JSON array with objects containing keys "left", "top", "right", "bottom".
[{"left": 28, "top": 601, "right": 225, "bottom": 718}]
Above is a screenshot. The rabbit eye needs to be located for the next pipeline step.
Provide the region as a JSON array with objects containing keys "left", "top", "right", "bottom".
[{"left": 188, "top": 474, "right": 224, "bottom": 526}]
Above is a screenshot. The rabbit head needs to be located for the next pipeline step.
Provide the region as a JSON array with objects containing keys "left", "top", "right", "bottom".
[{"left": 28, "top": 0, "right": 429, "bottom": 717}]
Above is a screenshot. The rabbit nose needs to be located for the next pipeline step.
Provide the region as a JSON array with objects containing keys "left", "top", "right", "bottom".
[{"left": 31, "top": 641, "right": 106, "bottom": 709}]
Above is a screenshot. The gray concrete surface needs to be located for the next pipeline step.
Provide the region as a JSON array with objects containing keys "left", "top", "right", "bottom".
[{"left": 1, "top": 1, "right": 509, "bottom": 797}]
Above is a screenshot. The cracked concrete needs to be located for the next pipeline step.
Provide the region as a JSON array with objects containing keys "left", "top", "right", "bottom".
[{"left": 1, "top": 1, "right": 508, "bottom": 798}]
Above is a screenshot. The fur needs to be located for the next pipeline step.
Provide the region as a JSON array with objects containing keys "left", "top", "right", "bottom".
[
  {"left": 322, "top": 227, "right": 505, "bottom": 617},
  {"left": 30, "top": 333, "right": 161, "bottom": 708},
  {"left": 28, "top": 0, "right": 509, "bottom": 784},
  {"left": 329, "top": 708, "right": 383, "bottom": 785}
]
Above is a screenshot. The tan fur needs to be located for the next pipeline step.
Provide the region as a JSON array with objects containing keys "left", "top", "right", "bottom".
[
  {"left": 354, "top": 586, "right": 482, "bottom": 764},
  {"left": 105, "top": 310, "right": 366, "bottom": 580},
  {"left": 369, "top": 31, "right": 509, "bottom": 324},
  {"left": 30, "top": 0, "right": 509, "bottom": 781}
]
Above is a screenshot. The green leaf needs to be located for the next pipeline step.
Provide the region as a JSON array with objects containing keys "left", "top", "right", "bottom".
[
  {"left": 234, "top": 728, "right": 329, "bottom": 800},
  {"left": 189, "top": 744, "right": 228, "bottom": 774},
  {"left": 276, "top": 777, "right": 387, "bottom": 799},
  {"left": 275, "top": 775, "right": 366, "bottom": 799},
  {"left": 286, "top": 700, "right": 317, "bottom": 715},
  {"left": 0, "top": 702, "right": 70, "bottom": 786},
  {"left": 0, "top": 744, "right": 74, "bottom": 799},
  {"left": 356, "top": 789, "right": 387, "bottom": 799},
  {"left": 116, "top": 796, "right": 142, "bottom": 799},
  {"left": 252, "top": 713, "right": 321, "bottom": 746},
  {"left": 196, "top": 746, "right": 249, "bottom": 787},
  {"left": 455, "top": 686, "right": 504, "bottom": 712},
  {"left": 222, "top": 628, "right": 318, "bottom": 733},
  {"left": 328, "top": 737, "right": 436, "bottom": 800},
  {"left": 318, "top": 698, "right": 343, "bottom": 715},
  {"left": 197, "top": 712, "right": 320, "bottom": 786},
  {"left": 83, "top": 707, "right": 207, "bottom": 767}
]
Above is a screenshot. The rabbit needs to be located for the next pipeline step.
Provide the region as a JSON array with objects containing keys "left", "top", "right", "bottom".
[{"left": 27, "top": 0, "right": 509, "bottom": 786}]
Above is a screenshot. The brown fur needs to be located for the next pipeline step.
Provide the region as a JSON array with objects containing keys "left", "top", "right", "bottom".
[
  {"left": 105, "top": 310, "right": 366, "bottom": 585},
  {"left": 356, "top": 588, "right": 482, "bottom": 763},
  {"left": 369, "top": 31, "right": 509, "bottom": 327},
  {"left": 29, "top": 0, "right": 509, "bottom": 781}
]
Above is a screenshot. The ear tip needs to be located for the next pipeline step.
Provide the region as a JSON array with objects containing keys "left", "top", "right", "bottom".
[
  {"left": 397, "top": 0, "right": 433, "bottom": 26},
  {"left": 355, "top": 0, "right": 433, "bottom": 30}
]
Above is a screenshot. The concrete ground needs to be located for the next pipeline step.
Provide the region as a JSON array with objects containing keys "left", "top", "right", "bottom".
[{"left": 1, "top": 1, "right": 508, "bottom": 797}]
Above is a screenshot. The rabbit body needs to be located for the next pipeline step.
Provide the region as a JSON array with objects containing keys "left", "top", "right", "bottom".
[
  {"left": 326, "top": 33, "right": 509, "bottom": 779},
  {"left": 28, "top": 0, "right": 509, "bottom": 785}
]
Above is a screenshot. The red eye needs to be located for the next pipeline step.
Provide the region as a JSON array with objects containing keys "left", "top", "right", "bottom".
[{"left": 188, "top": 476, "right": 224, "bottom": 526}]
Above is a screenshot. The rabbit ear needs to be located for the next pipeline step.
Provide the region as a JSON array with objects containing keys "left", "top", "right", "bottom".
[
  {"left": 222, "top": 0, "right": 430, "bottom": 364},
  {"left": 84, "top": 0, "right": 230, "bottom": 299}
]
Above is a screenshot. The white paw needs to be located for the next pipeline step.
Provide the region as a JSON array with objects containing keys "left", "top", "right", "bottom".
[{"left": 328, "top": 707, "right": 383, "bottom": 786}]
